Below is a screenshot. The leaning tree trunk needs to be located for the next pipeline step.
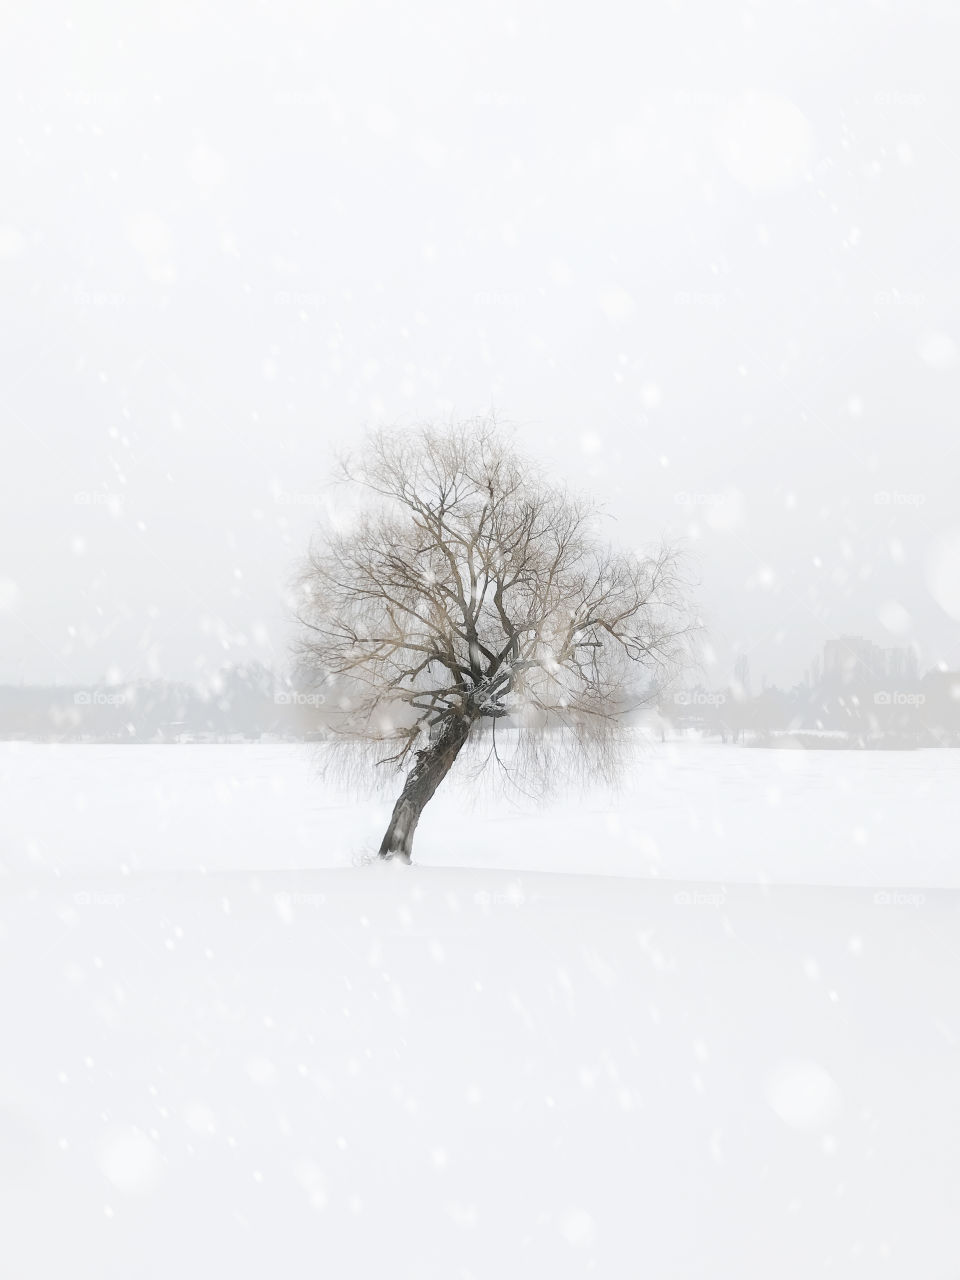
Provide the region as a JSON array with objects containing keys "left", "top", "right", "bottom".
[{"left": 379, "top": 716, "right": 473, "bottom": 862}]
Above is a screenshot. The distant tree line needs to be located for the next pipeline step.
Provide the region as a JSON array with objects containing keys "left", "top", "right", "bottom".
[
  {"left": 659, "top": 666, "right": 960, "bottom": 748},
  {"left": 0, "top": 663, "right": 334, "bottom": 743}
]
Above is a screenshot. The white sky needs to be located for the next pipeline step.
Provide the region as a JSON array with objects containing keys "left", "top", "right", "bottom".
[{"left": 1, "top": 0, "right": 959, "bottom": 686}]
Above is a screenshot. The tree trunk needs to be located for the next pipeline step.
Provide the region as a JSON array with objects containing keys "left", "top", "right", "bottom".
[{"left": 379, "top": 716, "right": 473, "bottom": 862}]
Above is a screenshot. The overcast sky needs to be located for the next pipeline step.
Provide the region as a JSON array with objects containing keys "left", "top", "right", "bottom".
[{"left": 2, "top": 0, "right": 958, "bottom": 688}]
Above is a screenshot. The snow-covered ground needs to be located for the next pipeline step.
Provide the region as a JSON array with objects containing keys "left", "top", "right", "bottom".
[
  {"left": 2, "top": 740, "right": 958, "bottom": 884},
  {"left": 1, "top": 743, "right": 958, "bottom": 1277}
]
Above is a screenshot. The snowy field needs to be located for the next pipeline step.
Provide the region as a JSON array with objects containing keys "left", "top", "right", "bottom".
[
  {"left": 1, "top": 743, "right": 959, "bottom": 1278},
  {"left": 2, "top": 740, "right": 959, "bottom": 884}
]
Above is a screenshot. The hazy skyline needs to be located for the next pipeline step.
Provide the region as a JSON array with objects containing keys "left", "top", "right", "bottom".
[{"left": 2, "top": 0, "right": 959, "bottom": 687}]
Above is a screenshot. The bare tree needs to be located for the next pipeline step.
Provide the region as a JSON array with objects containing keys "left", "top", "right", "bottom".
[{"left": 295, "top": 420, "right": 696, "bottom": 862}]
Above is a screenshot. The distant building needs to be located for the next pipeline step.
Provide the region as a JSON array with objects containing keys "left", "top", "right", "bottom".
[
  {"left": 884, "top": 646, "right": 918, "bottom": 680},
  {"left": 822, "top": 636, "right": 918, "bottom": 684},
  {"left": 823, "top": 636, "right": 883, "bottom": 681}
]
